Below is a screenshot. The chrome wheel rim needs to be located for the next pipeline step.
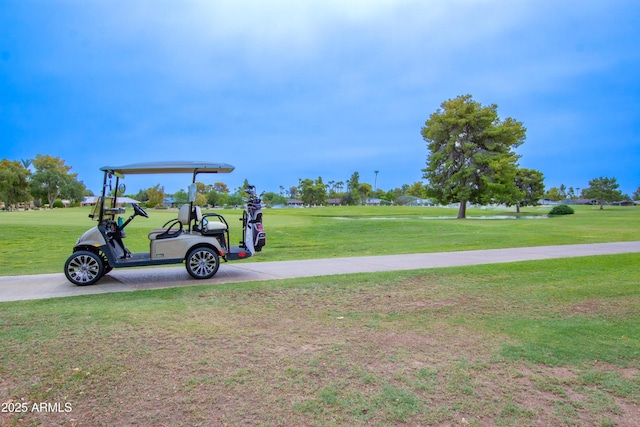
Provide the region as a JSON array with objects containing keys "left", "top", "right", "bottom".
[
  {"left": 67, "top": 254, "right": 101, "bottom": 284},
  {"left": 189, "top": 250, "right": 217, "bottom": 277}
]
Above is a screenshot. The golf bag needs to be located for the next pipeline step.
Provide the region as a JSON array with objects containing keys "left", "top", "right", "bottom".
[{"left": 242, "top": 185, "right": 266, "bottom": 255}]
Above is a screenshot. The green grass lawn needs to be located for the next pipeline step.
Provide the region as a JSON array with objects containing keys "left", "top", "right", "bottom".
[
  {"left": 1, "top": 254, "right": 638, "bottom": 426},
  {"left": 1, "top": 205, "right": 638, "bottom": 425},
  {"left": 0, "top": 204, "right": 638, "bottom": 276}
]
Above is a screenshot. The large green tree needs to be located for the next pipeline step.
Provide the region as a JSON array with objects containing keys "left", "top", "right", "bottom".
[
  {"left": 173, "top": 189, "right": 189, "bottom": 206},
  {"left": 342, "top": 171, "right": 362, "bottom": 205},
  {"left": 261, "top": 192, "right": 288, "bottom": 206},
  {"left": 422, "top": 95, "right": 526, "bottom": 218},
  {"left": 544, "top": 186, "right": 566, "bottom": 201},
  {"left": 0, "top": 159, "right": 31, "bottom": 209},
  {"left": 205, "top": 182, "right": 231, "bottom": 207},
  {"left": 298, "top": 177, "right": 327, "bottom": 205},
  {"left": 358, "top": 183, "right": 372, "bottom": 202},
  {"left": 405, "top": 182, "right": 426, "bottom": 198},
  {"left": 144, "top": 184, "right": 165, "bottom": 208},
  {"left": 195, "top": 182, "right": 213, "bottom": 196},
  {"left": 512, "top": 168, "right": 545, "bottom": 213},
  {"left": 212, "top": 182, "right": 229, "bottom": 194},
  {"left": 29, "top": 154, "right": 85, "bottom": 208},
  {"left": 581, "top": 176, "right": 624, "bottom": 209}
]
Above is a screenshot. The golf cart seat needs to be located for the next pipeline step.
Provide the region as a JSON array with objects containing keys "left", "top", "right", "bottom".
[
  {"left": 148, "top": 204, "right": 191, "bottom": 240},
  {"left": 194, "top": 206, "right": 228, "bottom": 235}
]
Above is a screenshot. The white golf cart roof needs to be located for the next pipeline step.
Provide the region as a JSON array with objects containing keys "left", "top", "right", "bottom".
[{"left": 100, "top": 161, "right": 235, "bottom": 176}]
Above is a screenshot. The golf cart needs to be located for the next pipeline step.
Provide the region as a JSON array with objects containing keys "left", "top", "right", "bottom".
[{"left": 64, "top": 161, "right": 266, "bottom": 286}]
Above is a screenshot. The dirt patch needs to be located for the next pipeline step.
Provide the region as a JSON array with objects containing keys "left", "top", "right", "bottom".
[{"left": 570, "top": 298, "right": 604, "bottom": 314}]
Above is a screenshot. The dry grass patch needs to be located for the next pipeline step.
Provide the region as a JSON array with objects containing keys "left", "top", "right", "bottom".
[{"left": 2, "top": 255, "right": 639, "bottom": 426}]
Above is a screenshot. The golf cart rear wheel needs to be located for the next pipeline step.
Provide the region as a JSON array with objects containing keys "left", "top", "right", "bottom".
[
  {"left": 64, "top": 250, "right": 105, "bottom": 286},
  {"left": 186, "top": 247, "right": 219, "bottom": 279}
]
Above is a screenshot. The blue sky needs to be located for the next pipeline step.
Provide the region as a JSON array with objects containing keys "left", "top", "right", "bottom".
[{"left": 2, "top": 0, "right": 639, "bottom": 197}]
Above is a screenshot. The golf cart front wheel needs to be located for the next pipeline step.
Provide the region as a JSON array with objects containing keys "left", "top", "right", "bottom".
[
  {"left": 186, "top": 247, "right": 220, "bottom": 280},
  {"left": 64, "top": 250, "right": 105, "bottom": 286}
]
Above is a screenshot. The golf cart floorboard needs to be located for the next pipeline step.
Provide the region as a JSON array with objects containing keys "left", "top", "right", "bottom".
[{"left": 112, "top": 252, "right": 183, "bottom": 268}]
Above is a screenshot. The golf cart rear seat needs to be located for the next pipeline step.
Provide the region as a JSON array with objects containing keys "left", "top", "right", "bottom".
[
  {"left": 148, "top": 204, "right": 191, "bottom": 240},
  {"left": 193, "top": 206, "right": 228, "bottom": 235}
]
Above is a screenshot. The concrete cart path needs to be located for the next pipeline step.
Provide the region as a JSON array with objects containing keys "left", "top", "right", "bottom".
[{"left": 1, "top": 241, "right": 639, "bottom": 302}]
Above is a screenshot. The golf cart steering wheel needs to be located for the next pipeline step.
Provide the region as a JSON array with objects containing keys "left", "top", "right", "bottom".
[{"left": 132, "top": 203, "right": 149, "bottom": 218}]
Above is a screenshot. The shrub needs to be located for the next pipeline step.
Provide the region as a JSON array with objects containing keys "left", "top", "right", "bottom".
[
  {"left": 52, "top": 199, "right": 65, "bottom": 209},
  {"left": 549, "top": 204, "right": 574, "bottom": 216}
]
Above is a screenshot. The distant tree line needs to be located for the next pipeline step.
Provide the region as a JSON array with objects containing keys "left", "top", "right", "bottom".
[
  {"left": 2, "top": 98, "right": 638, "bottom": 213},
  {"left": 544, "top": 178, "right": 632, "bottom": 209},
  {"left": 0, "top": 154, "right": 250, "bottom": 210},
  {"left": 132, "top": 180, "right": 250, "bottom": 208},
  {"left": 0, "top": 155, "right": 88, "bottom": 210},
  {"left": 270, "top": 171, "right": 435, "bottom": 207}
]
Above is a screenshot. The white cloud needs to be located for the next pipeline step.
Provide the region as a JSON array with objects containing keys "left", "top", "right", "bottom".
[{"left": 85, "top": 0, "right": 535, "bottom": 72}]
